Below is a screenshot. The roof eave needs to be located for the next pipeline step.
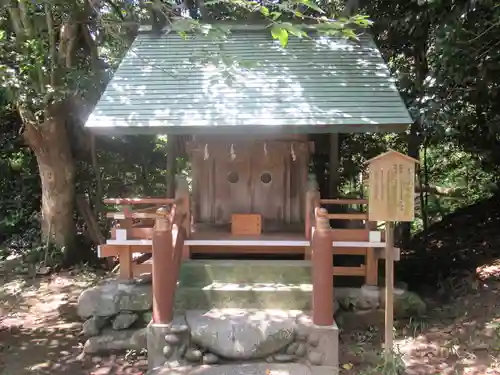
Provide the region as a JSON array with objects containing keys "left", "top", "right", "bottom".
[{"left": 86, "top": 122, "right": 410, "bottom": 136}]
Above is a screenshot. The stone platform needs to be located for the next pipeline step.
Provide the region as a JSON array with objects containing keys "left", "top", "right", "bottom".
[
  {"left": 75, "top": 260, "right": 426, "bottom": 374},
  {"left": 147, "top": 363, "right": 316, "bottom": 375},
  {"left": 146, "top": 309, "right": 338, "bottom": 371}
]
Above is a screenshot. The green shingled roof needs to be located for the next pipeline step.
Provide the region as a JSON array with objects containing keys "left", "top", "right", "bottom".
[{"left": 85, "top": 26, "right": 412, "bottom": 135}]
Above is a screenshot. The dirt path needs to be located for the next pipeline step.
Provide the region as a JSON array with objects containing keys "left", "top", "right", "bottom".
[
  {"left": 0, "top": 271, "right": 147, "bottom": 375},
  {"left": 1, "top": 269, "right": 500, "bottom": 375}
]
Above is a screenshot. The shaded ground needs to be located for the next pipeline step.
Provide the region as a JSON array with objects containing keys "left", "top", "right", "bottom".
[
  {"left": 1, "top": 270, "right": 500, "bottom": 375},
  {"left": 0, "top": 270, "right": 147, "bottom": 375},
  {"left": 4, "top": 190, "right": 500, "bottom": 375},
  {"left": 337, "top": 192, "right": 500, "bottom": 374},
  {"left": 400, "top": 192, "right": 500, "bottom": 292},
  {"left": 339, "top": 277, "right": 500, "bottom": 374}
]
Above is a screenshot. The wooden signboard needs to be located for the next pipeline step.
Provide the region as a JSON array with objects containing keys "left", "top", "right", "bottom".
[
  {"left": 367, "top": 150, "right": 419, "bottom": 222},
  {"left": 366, "top": 150, "right": 419, "bottom": 362}
]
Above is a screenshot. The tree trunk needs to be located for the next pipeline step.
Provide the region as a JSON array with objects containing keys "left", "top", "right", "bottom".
[{"left": 22, "top": 112, "right": 78, "bottom": 266}]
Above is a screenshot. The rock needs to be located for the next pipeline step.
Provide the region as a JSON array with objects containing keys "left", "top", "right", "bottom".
[
  {"left": 307, "top": 332, "right": 319, "bottom": 347},
  {"left": 286, "top": 342, "right": 299, "bottom": 355},
  {"left": 165, "top": 334, "right": 181, "bottom": 345},
  {"left": 82, "top": 316, "right": 108, "bottom": 337},
  {"left": 135, "top": 274, "right": 152, "bottom": 285},
  {"left": 185, "top": 348, "right": 203, "bottom": 362},
  {"left": 295, "top": 343, "right": 307, "bottom": 357},
  {"left": 357, "top": 285, "right": 380, "bottom": 310},
  {"left": 77, "top": 280, "right": 152, "bottom": 318},
  {"left": 166, "top": 363, "right": 312, "bottom": 375},
  {"left": 380, "top": 290, "right": 426, "bottom": 318},
  {"left": 336, "top": 287, "right": 379, "bottom": 311},
  {"left": 202, "top": 353, "right": 219, "bottom": 364},
  {"left": 131, "top": 327, "right": 147, "bottom": 348},
  {"left": 295, "top": 331, "right": 308, "bottom": 342},
  {"left": 274, "top": 354, "right": 295, "bottom": 362},
  {"left": 395, "top": 281, "right": 408, "bottom": 291},
  {"left": 170, "top": 325, "right": 189, "bottom": 334},
  {"left": 186, "top": 309, "right": 296, "bottom": 360},
  {"left": 178, "top": 343, "right": 187, "bottom": 358},
  {"left": 307, "top": 351, "right": 323, "bottom": 365},
  {"left": 36, "top": 266, "right": 52, "bottom": 275},
  {"left": 335, "top": 310, "right": 384, "bottom": 331},
  {"left": 112, "top": 312, "right": 138, "bottom": 330},
  {"left": 83, "top": 329, "right": 146, "bottom": 354},
  {"left": 163, "top": 344, "right": 174, "bottom": 358}
]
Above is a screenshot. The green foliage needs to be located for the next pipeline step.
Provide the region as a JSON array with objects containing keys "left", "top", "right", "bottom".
[
  {"left": 359, "top": 348, "right": 406, "bottom": 375},
  {"left": 1, "top": 0, "right": 500, "bottom": 266},
  {"left": 0, "top": 109, "right": 40, "bottom": 255}
]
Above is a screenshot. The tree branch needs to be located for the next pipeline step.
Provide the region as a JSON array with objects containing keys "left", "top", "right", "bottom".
[{"left": 45, "top": 3, "right": 57, "bottom": 87}]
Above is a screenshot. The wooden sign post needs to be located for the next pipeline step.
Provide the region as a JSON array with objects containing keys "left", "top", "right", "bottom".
[{"left": 366, "top": 150, "right": 419, "bottom": 362}]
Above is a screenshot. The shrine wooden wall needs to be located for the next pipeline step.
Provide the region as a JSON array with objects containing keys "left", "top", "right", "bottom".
[{"left": 187, "top": 135, "right": 310, "bottom": 231}]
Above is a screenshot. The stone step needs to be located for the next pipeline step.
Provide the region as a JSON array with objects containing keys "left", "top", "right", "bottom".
[
  {"left": 178, "top": 259, "right": 312, "bottom": 287},
  {"left": 147, "top": 362, "right": 313, "bottom": 375},
  {"left": 175, "top": 282, "right": 312, "bottom": 311}
]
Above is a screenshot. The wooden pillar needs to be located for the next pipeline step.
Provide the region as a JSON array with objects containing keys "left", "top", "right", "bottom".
[
  {"left": 166, "top": 135, "right": 178, "bottom": 199},
  {"left": 175, "top": 176, "right": 191, "bottom": 259},
  {"left": 365, "top": 248, "right": 378, "bottom": 286},
  {"left": 365, "top": 220, "right": 378, "bottom": 286},
  {"left": 118, "top": 246, "right": 133, "bottom": 280},
  {"left": 305, "top": 174, "right": 320, "bottom": 240},
  {"left": 328, "top": 134, "right": 340, "bottom": 198},
  {"left": 312, "top": 208, "right": 334, "bottom": 326},
  {"left": 384, "top": 221, "right": 395, "bottom": 360},
  {"left": 152, "top": 207, "right": 174, "bottom": 324}
]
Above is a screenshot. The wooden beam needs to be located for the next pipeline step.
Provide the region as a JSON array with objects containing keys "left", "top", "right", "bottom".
[
  {"left": 111, "top": 227, "right": 155, "bottom": 240},
  {"left": 327, "top": 213, "right": 368, "bottom": 220},
  {"left": 332, "top": 247, "right": 366, "bottom": 256},
  {"left": 190, "top": 245, "right": 306, "bottom": 254},
  {"left": 330, "top": 229, "right": 369, "bottom": 241},
  {"left": 330, "top": 229, "right": 386, "bottom": 241},
  {"left": 333, "top": 265, "right": 366, "bottom": 277},
  {"left": 119, "top": 246, "right": 133, "bottom": 280},
  {"left": 320, "top": 199, "right": 368, "bottom": 205},
  {"left": 365, "top": 248, "right": 378, "bottom": 285},
  {"left": 375, "top": 247, "right": 400, "bottom": 261}
]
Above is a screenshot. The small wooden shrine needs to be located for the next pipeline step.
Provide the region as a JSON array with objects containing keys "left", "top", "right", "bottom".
[
  {"left": 188, "top": 135, "right": 310, "bottom": 233},
  {"left": 86, "top": 24, "right": 413, "bottom": 331}
]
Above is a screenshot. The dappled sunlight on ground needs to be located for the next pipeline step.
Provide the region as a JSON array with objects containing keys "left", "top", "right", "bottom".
[
  {"left": 338, "top": 280, "right": 500, "bottom": 374},
  {"left": 0, "top": 271, "right": 147, "bottom": 375},
  {"left": 1, "top": 269, "right": 500, "bottom": 374}
]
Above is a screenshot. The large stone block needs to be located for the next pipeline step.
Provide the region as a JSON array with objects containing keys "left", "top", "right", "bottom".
[
  {"left": 77, "top": 280, "right": 152, "bottom": 318},
  {"left": 178, "top": 260, "right": 312, "bottom": 287},
  {"left": 175, "top": 285, "right": 312, "bottom": 311},
  {"left": 186, "top": 309, "right": 301, "bottom": 360},
  {"left": 83, "top": 328, "right": 146, "bottom": 354}
]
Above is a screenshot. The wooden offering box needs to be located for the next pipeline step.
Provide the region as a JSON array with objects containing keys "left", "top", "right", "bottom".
[{"left": 231, "top": 214, "right": 262, "bottom": 235}]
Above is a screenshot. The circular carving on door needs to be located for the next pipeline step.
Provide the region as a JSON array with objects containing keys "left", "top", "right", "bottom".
[
  {"left": 260, "top": 172, "right": 272, "bottom": 184},
  {"left": 227, "top": 171, "right": 239, "bottom": 184}
]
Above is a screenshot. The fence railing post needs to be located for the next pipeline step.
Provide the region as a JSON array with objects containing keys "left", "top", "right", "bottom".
[
  {"left": 152, "top": 207, "right": 174, "bottom": 324},
  {"left": 312, "top": 208, "right": 334, "bottom": 326}
]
